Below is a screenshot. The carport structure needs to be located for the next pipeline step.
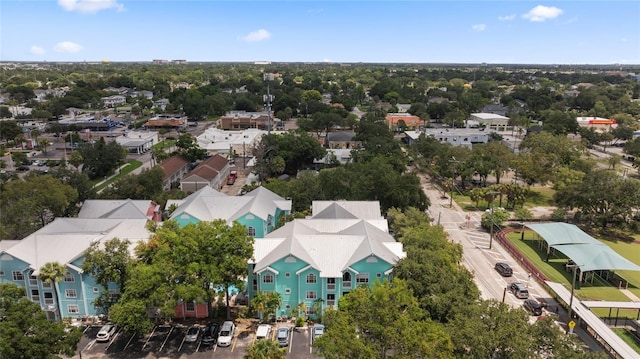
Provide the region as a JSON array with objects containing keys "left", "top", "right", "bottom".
[{"left": 524, "top": 223, "right": 640, "bottom": 290}]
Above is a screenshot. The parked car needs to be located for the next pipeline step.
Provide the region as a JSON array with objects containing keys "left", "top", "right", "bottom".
[
  {"left": 509, "top": 282, "right": 529, "bottom": 299},
  {"left": 495, "top": 262, "right": 513, "bottom": 277},
  {"left": 312, "top": 324, "right": 325, "bottom": 341},
  {"left": 16, "top": 165, "right": 30, "bottom": 171},
  {"left": 96, "top": 324, "right": 117, "bottom": 342},
  {"left": 201, "top": 322, "right": 220, "bottom": 345},
  {"left": 185, "top": 325, "right": 200, "bottom": 343},
  {"left": 276, "top": 326, "right": 290, "bottom": 347},
  {"left": 523, "top": 299, "right": 543, "bottom": 316},
  {"left": 217, "top": 321, "right": 235, "bottom": 347},
  {"left": 256, "top": 324, "right": 272, "bottom": 340}
]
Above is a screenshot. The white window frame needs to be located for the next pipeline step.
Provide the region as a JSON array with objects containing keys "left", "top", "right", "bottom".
[
  {"left": 186, "top": 301, "right": 195, "bottom": 312},
  {"left": 247, "top": 226, "right": 256, "bottom": 237},
  {"left": 93, "top": 287, "right": 99, "bottom": 293},
  {"left": 64, "top": 272, "right": 74, "bottom": 282},
  {"left": 305, "top": 291, "right": 317, "bottom": 300},
  {"left": 29, "top": 275, "right": 38, "bottom": 286},
  {"left": 306, "top": 273, "right": 317, "bottom": 284},
  {"left": 68, "top": 305, "right": 79, "bottom": 314},
  {"left": 42, "top": 281, "right": 51, "bottom": 288},
  {"left": 356, "top": 273, "right": 369, "bottom": 285},
  {"left": 327, "top": 278, "right": 336, "bottom": 290},
  {"left": 65, "top": 289, "right": 77, "bottom": 298},
  {"left": 44, "top": 292, "right": 54, "bottom": 305},
  {"left": 12, "top": 271, "right": 24, "bottom": 281},
  {"left": 263, "top": 273, "right": 274, "bottom": 284},
  {"left": 30, "top": 289, "right": 40, "bottom": 302},
  {"left": 285, "top": 288, "right": 291, "bottom": 294}
]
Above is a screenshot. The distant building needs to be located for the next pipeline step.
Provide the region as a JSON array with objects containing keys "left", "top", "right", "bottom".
[
  {"left": 196, "top": 128, "right": 264, "bottom": 157},
  {"left": 385, "top": 113, "right": 423, "bottom": 131},
  {"left": 144, "top": 114, "right": 188, "bottom": 130},
  {"left": 115, "top": 130, "right": 159, "bottom": 154},
  {"left": 404, "top": 128, "right": 491, "bottom": 148},
  {"left": 101, "top": 95, "right": 126, "bottom": 107},
  {"left": 160, "top": 155, "right": 191, "bottom": 190},
  {"left": 180, "top": 154, "right": 231, "bottom": 192},
  {"left": 576, "top": 117, "right": 617, "bottom": 131},
  {"left": 78, "top": 199, "right": 161, "bottom": 222},
  {"left": 469, "top": 113, "right": 510, "bottom": 131},
  {"left": 219, "top": 111, "right": 281, "bottom": 131}
]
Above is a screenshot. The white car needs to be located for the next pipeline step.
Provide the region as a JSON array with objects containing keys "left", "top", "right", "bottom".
[
  {"left": 217, "top": 321, "right": 235, "bottom": 347},
  {"left": 256, "top": 324, "right": 271, "bottom": 340},
  {"left": 96, "top": 324, "right": 117, "bottom": 342},
  {"left": 312, "top": 324, "right": 325, "bottom": 341},
  {"left": 185, "top": 326, "right": 200, "bottom": 343}
]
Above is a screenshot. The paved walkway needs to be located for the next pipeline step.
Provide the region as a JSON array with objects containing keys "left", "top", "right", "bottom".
[{"left": 621, "top": 289, "right": 640, "bottom": 302}]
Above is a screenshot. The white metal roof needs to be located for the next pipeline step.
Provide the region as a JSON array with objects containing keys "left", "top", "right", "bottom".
[
  {"left": 78, "top": 199, "right": 153, "bottom": 219},
  {"left": 4, "top": 218, "right": 150, "bottom": 275},
  {"left": 254, "top": 218, "right": 405, "bottom": 278}
]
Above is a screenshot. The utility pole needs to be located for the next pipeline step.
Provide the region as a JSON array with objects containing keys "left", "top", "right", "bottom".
[{"left": 263, "top": 73, "right": 275, "bottom": 134}]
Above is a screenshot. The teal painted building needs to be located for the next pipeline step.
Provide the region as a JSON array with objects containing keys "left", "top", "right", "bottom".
[
  {"left": 0, "top": 218, "right": 150, "bottom": 321},
  {"left": 168, "top": 186, "right": 291, "bottom": 237},
  {"left": 249, "top": 201, "right": 405, "bottom": 319}
]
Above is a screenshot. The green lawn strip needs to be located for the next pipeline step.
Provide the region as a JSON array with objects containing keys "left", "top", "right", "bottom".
[
  {"left": 525, "top": 187, "right": 556, "bottom": 206},
  {"left": 612, "top": 328, "right": 640, "bottom": 353},
  {"left": 152, "top": 140, "right": 176, "bottom": 151},
  {"left": 93, "top": 160, "right": 142, "bottom": 191}
]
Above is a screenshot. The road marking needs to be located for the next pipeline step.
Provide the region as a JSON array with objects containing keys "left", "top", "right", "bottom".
[
  {"left": 142, "top": 325, "right": 157, "bottom": 350},
  {"left": 105, "top": 330, "right": 120, "bottom": 351},
  {"left": 83, "top": 339, "right": 96, "bottom": 352},
  {"left": 123, "top": 332, "right": 136, "bottom": 350},
  {"left": 159, "top": 326, "right": 173, "bottom": 352}
]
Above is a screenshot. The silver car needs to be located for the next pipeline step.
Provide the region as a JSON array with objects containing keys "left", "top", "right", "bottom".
[
  {"left": 96, "top": 324, "right": 117, "bottom": 342},
  {"left": 277, "top": 326, "right": 290, "bottom": 347}
]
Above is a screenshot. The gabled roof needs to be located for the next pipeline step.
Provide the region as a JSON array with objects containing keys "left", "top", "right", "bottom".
[
  {"left": 254, "top": 218, "right": 404, "bottom": 278},
  {"left": 3, "top": 218, "right": 150, "bottom": 275},
  {"left": 78, "top": 199, "right": 156, "bottom": 220},
  {"left": 311, "top": 201, "right": 382, "bottom": 220},
  {"left": 160, "top": 155, "right": 190, "bottom": 180},
  {"left": 182, "top": 155, "right": 229, "bottom": 181},
  {"left": 169, "top": 186, "right": 291, "bottom": 223}
]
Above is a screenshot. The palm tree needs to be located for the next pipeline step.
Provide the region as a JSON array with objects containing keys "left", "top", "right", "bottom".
[
  {"left": 15, "top": 134, "right": 26, "bottom": 150},
  {"left": 38, "top": 262, "right": 67, "bottom": 321}
]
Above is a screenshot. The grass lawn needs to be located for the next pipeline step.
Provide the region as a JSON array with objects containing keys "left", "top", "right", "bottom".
[
  {"left": 506, "top": 231, "right": 640, "bottom": 318},
  {"left": 525, "top": 186, "right": 556, "bottom": 206},
  {"left": 92, "top": 160, "right": 143, "bottom": 191},
  {"left": 612, "top": 328, "right": 640, "bottom": 353},
  {"left": 152, "top": 140, "right": 176, "bottom": 151}
]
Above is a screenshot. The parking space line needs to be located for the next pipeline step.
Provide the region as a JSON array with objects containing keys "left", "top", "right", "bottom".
[
  {"left": 159, "top": 326, "right": 173, "bottom": 352},
  {"left": 177, "top": 336, "right": 186, "bottom": 352},
  {"left": 123, "top": 332, "right": 136, "bottom": 350},
  {"left": 142, "top": 325, "right": 157, "bottom": 350},
  {"left": 105, "top": 330, "right": 120, "bottom": 351},
  {"left": 83, "top": 339, "right": 96, "bottom": 352},
  {"left": 82, "top": 326, "right": 91, "bottom": 334}
]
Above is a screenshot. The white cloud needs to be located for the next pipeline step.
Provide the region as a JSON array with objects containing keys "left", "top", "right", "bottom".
[
  {"left": 498, "top": 14, "right": 516, "bottom": 21},
  {"left": 242, "top": 29, "right": 271, "bottom": 42},
  {"left": 472, "top": 24, "right": 486, "bottom": 32},
  {"left": 54, "top": 41, "right": 83, "bottom": 53},
  {"left": 30, "top": 46, "right": 46, "bottom": 55},
  {"left": 58, "top": 0, "right": 124, "bottom": 14},
  {"left": 522, "top": 5, "right": 563, "bottom": 22}
]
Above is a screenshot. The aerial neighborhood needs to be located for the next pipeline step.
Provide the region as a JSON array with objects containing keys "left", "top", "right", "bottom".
[{"left": 1, "top": 61, "right": 640, "bottom": 358}]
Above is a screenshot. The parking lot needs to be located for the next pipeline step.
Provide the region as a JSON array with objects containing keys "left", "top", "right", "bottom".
[{"left": 77, "top": 321, "right": 322, "bottom": 358}]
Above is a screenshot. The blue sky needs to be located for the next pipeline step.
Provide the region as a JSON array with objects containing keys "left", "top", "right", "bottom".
[{"left": 1, "top": 1, "right": 639, "bottom": 64}]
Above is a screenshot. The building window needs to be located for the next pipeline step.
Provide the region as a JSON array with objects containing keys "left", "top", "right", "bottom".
[
  {"left": 186, "top": 301, "right": 195, "bottom": 311},
  {"left": 284, "top": 256, "right": 296, "bottom": 263},
  {"left": 285, "top": 288, "right": 291, "bottom": 294},
  {"left": 93, "top": 287, "right": 99, "bottom": 293},
  {"left": 42, "top": 281, "right": 51, "bottom": 288},
  {"left": 12, "top": 271, "right": 24, "bottom": 281},
  {"left": 327, "top": 278, "right": 336, "bottom": 290},
  {"left": 29, "top": 275, "right": 38, "bottom": 286},
  {"left": 356, "top": 273, "right": 369, "bottom": 285},
  {"left": 285, "top": 305, "right": 291, "bottom": 310},
  {"left": 263, "top": 273, "right": 274, "bottom": 284},
  {"left": 306, "top": 291, "right": 317, "bottom": 300},
  {"left": 65, "top": 289, "right": 77, "bottom": 298},
  {"left": 64, "top": 272, "right": 74, "bottom": 282},
  {"left": 306, "top": 273, "right": 317, "bottom": 284},
  {"left": 247, "top": 227, "right": 256, "bottom": 237},
  {"left": 327, "top": 294, "right": 335, "bottom": 307},
  {"left": 285, "top": 272, "right": 291, "bottom": 278},
  {"left": 44, "top": 292, "right": 54, "bottom": 305},
  {"left": 306, "top": 306, "right": 316, "bottom": 315},
  {"left": 342, "top": 272, "right": 352, "bottom": 288},
  {"left": 376, "top": 273, "right": 382, "bottom": 278},
  {"left": 68, "top": 305, "right": 79, "bottom": 314},
  {"left": 31, "top": 289, "right": 40, "bottom": 302},
  {"left": 253, "top": 279, "right": 258, "bottom": 291}
]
